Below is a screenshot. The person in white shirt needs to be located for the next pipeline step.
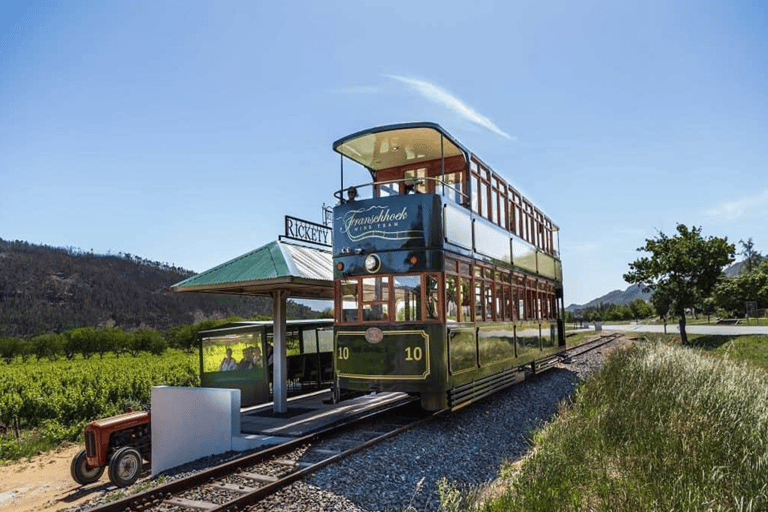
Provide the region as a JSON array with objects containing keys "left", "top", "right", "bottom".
[{"left": 219, "top": 348, "right": 237, "bottom": 371}]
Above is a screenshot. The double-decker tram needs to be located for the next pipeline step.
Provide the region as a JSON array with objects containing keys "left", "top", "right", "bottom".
[{"left": 331, "top": 123, "right": 565, "bottom": 410}]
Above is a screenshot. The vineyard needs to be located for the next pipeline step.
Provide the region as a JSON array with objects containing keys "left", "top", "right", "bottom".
[{"left": 0, "top": 349, "right": 199, "bottom": 459}]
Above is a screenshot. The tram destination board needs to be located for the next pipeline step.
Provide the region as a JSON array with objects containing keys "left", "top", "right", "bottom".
[{"left": 283, "top": 215, "right": 332, "bottom": 247}]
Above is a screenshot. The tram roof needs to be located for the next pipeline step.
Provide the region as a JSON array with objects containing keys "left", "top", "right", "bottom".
[
  {"left": 333, "top": 122, "right": 468, "bottom": 172},
  {"left": 171, "top": 240, "right": 332, "bottom": 299}
]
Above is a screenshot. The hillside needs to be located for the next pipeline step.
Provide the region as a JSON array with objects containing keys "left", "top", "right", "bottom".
[
  {"left": 0, "top": 239, "right": 320, "bottom": 337},
  {"left": 566, "top": 260, "right": 745, "bottom": 312},
  {"left": 566, "top": 284, "right": 651, "bottom": 312}
]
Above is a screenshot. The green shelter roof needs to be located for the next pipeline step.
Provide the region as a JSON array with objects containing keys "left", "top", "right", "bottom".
[{"left": 172, "top": 240, "right": 333, "bottom": 299}]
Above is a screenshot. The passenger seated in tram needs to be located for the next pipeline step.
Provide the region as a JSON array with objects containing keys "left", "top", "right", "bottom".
[
  {"left": 219, "top": 348, "right": 237, "bottom": 371},
  {"left": 250, "top": 346, "right": 263, "bottom": 368},
  {"left": 238, "top": 348, "right": 254, "bottom": 370}
]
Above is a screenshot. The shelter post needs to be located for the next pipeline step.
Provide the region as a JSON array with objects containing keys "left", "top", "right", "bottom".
[{"left": 272, "top": 290, "right": 288, "bottom": 413}]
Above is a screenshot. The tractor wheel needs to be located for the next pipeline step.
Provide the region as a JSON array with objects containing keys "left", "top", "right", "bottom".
[
  {"left": 108, "top": 447, "right": 142, "bottom": 487},
  {"left": 70, "top": 449, "right": 105, "bottom": 485}
]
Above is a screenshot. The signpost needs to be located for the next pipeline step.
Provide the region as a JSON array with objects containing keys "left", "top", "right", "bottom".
[{"left": 281, "top": 215, "right": 332, "bottom": 247}]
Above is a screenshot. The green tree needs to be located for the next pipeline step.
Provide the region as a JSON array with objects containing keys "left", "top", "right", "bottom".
[
  {"left": 68, "top": 327, "right": 98, "bottom": 359},
  {"left": 624, "top": 224, "right": 734, "bottom": 344},
  {"left": 0, "top": 337, "right": 23, "bottom": 363},
  {"left": 712, "top": 258, "right": 768, "bottom": 316},
  {"left": 629, "top": 299, "right": 654, "bottom": 320},
  {"left": 30, "top": 333, "right": 63, "bottom": 361},
  {"left": 739, "top": 237, "right": 764, "bottom": 273}
]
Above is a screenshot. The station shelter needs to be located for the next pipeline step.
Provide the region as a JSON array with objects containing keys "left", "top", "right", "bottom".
[
  {"left": 195, "top": 319, "right": 333, "bottom": 407},
  {"left": 172, "top": 240, "right": 333, "bottom": 413}
]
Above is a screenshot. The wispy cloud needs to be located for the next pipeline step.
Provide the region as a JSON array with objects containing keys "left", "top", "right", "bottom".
[
  {"left": 384, "top": 74, "right": 514, "bottom": 141},
  {"left": 705, "top": 189, "right": 768, "bottom": 221},
  {"left": 329, "top": 85, "right": 382, "bottom": 94}
]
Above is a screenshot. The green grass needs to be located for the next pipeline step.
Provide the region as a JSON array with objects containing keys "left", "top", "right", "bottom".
[
  {"left": 689, "top": 334, "right": 768, "bottom": 371},
  {"left": 448, "top": 338, "right": 768, "bottom": 512},
  {"left": 628, "top": 332, "right": 768, "bottom": 372}
]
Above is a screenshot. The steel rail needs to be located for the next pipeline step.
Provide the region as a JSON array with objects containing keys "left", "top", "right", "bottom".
[
  {"left": 84, "top": 395, "right": 419, "bottom": 512},
  {"left": 560, "top": 332, "right": 622, "bottom": 362},
  {"left": 209, "top": 408, "right": 448, "bottom": 512}
]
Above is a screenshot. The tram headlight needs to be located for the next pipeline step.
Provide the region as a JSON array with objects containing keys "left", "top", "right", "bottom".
[{"left": 364, "top": 254, "right": 381, "bottom": 273}]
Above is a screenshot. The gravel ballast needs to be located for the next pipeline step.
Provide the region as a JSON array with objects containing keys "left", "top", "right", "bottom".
[{"left": 246, "top": 336, "right": 632, "bottom": 512}]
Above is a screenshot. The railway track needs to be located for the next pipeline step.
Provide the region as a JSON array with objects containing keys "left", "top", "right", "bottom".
[
  {"left": 559, "top": 332, "right": 622, "bottom": 363},
  {"left": 84, "top": 398, "right": 443, "bottom": 512},
  {"left": 82, "top": 332, "right": 623, "bottom": 512}
]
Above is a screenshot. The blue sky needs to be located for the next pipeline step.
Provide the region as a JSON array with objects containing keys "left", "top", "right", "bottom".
[{"left": 1, "top": 0, "right": 766, "bottom": 307}]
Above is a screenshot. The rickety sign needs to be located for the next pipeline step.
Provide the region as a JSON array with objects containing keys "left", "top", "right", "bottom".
[{"left": 283, "top": 216, "right": 332, "bottom": 247}]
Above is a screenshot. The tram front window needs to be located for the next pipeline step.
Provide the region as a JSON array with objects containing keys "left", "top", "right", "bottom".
[
  {"left": 341, "top": 280, "right": 359, "bottom": 322},
  {"left": 362, "top": 276, "right": 389, "bottom": 321},
  {"left": 394, "top": 275, "right": 421, "bottom": 321},
  {"left": 336, "top": 273, "right": 442, "bottom": 325}
]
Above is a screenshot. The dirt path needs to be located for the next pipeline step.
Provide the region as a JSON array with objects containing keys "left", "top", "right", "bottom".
[{"left": 0, "top": 444, "right": 114, "bottom": 512}]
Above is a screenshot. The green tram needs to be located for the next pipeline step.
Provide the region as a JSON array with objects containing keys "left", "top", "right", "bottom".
[{"left": 331, "top": 123, "right": 565, "bottom": 410}]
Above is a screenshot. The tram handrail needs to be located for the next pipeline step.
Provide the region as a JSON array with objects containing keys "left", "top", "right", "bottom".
[{"left": 333, "top": 176, "right": 469, "bottom": 204}]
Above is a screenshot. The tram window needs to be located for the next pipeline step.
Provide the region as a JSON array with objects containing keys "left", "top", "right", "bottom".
[
  {"left": 362, "top": 276, "right": 389, "bottom": 321},
  {"left": 441, "top": 172, "right": 464, "bottom": 203},
  {"left": 495, "top": 285, "right": 504, "bottom": 321},
  {"left": 461, "top": 278, "right": 472, "bottom": 321},
  {"left": 471, "top": 175, "right": 480, "bottom": 214},
  {"left": 490, "top": 188, "right": 498, "bottom": 224},
  {"left": 475, "top": 280, "right": 483, "bottom": 320},
  {"left": 485, "top": 284, "right": 493, "bottom": 320},
  {"left": 480, "top": 180, "right": 490, "bottom": 219},
  {"left": 404, "top": 168, "right": 427, "bottom": 194},
  {"left": 426, "top": 275, "right": 439, "bottom": 320},
  {"left": 340, "top": 280, "right": 359, "bottom": 323},
  {"left": 445, "top": 275, "right": 458, "bottom": 322},
  {"left": 393, "top": 275, "right": 420, "bottom": 321}
]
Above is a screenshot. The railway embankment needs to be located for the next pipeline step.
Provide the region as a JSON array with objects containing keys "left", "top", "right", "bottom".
[
  {"left": 459, "top": 333, "right": 768, "bottom": 512},
  {"left": 71, "top": 333, "right": 768, "bottom": 512},
  {"left": 221, "top": 335, "right": 632, "bottom": 511},
  {"left": 72, "top": 334, "right": 625, "bottom": 512}
]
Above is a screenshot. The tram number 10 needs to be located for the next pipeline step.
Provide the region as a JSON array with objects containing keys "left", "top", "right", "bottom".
[
  {"left": 404, "top": 346, "right": 423, "bottom": 361},
  {"left": 337, "top": 347, "right": 350, "bottom": 360}
]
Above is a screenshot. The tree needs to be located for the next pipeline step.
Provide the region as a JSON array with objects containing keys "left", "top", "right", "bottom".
[
  {"left": 713, "top": 258, "right": 768, "bottom": 316},
  {"left": 739, "top": 238, "right": 764, "bottom": 274},
  {"left": 31, "top": 333, "right": 63, "bottom": 361},
  {"left": 624, "top": 224, "right": 734, "bottom": 344}
]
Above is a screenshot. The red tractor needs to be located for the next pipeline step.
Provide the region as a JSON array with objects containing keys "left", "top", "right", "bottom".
[{"left": 70, "top": 409, "right": 151, "bottom": 488}]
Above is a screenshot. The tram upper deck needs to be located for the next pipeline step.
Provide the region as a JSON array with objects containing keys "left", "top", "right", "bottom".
[{"left": 332, "top": 122, "right": 562, "bottom": 284}]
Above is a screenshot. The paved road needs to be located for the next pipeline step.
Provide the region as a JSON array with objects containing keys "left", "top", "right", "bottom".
[{"left": 599, "top": 323, "right": 768, "bottom": 336}]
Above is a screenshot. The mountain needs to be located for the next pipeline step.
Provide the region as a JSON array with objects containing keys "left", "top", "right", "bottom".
[
  {"left": 724, "top": 260, "right": 745, "bottom": 277},
  {"left": 0, "top": 238, "right": 321, "bottom": 337},
  {"left": 566, "top": 284, "right": 651, "bottom": 312},
  {"left": 566, "top": 260, "right": 748, "bottom": 312}
]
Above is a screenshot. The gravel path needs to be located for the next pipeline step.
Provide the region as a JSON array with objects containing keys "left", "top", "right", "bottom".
[{"left": 245, "top": 336, "right": 631, "bottom": 512}]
